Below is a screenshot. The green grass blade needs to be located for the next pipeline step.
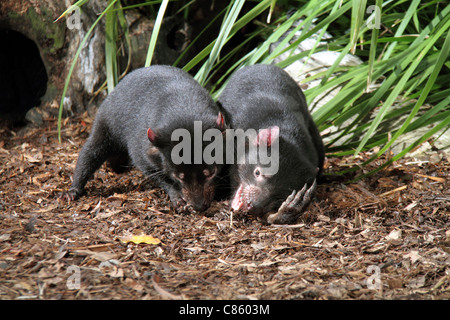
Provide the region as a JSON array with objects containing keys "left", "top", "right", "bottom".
[
  {"left": 144, "top": 0, "right": 169, "bottom": 67},
  {"left": 269, "top": 1, "right": 353, "bottom": 68},
  {"left": 183, "top": 0, "right": 272, "bottom": 73},
  {"left": 353, "top": 46, "right": 425, "bottom": 155},
  {"left": 57, "top": 0, "right": 118, "bottom": 142},
  {"left": 358, "top": 18, "right": 450, "bottom": 159},
  {"left": 173, "top": 6, "right": 227, "bottom": 67},
  {"left": 382, "top": 0, "right": 421, "bottom": 61},
  {"left": 350, "top": 0, "right": 367, "bottom": 54},
  {"left": 353, "top": 113, "right": 450, "bottom": 181},
  {"left": 366, "top": 0, "right": 382, "bottom": 91},
  {"left": 117, "top": 1, "right": 132, "bottom": 78},
  {"left": 119, "top": 1, "right": 165, "bottom": 11},
  {"left": 195, "top": 0, "right": 246, "bottom": 86},
  {"left": 105, "top": 0, "right": 119, "bottom": 93},
  {"left": 322, "top": 4, "right": 450, "bottom": 155},
  {"left": 54, "top": 0, "right": 90, "bottom": 22},
  {"left": 267, "top": 0, "right": 277, "bottom": 23}
]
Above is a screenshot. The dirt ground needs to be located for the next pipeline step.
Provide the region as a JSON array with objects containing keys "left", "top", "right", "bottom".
[{"left": 0, "top": 114, "right": 449, "bottom": 300}]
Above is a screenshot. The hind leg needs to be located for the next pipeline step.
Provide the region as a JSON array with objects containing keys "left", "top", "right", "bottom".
[{"left": 107, "top": 152, "right": 130, "bottom": 174}]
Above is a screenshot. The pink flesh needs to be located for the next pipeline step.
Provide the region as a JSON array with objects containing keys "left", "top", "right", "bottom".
[{"left": 231, "top": 184, "right": 244, "bottom": 211}]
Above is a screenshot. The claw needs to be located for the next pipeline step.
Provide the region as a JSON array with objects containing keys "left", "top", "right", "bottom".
[
  {"left": 278, "top": 189, "right": 296, "bottom": 212},
  {"left": 59, "top": 188, "right": 81, "bottom": 203},
  {"left": 301, "top": 178, "right": 317, "bottom": 206},
  {"left": 266, "top": 178, "right": 317, "bottom": 225},
  {"left": 287, "top": 183, "right": 308, "bottom": 209},
  {"left": 293, "top": 183, "right": 308, "bottom": 202}
]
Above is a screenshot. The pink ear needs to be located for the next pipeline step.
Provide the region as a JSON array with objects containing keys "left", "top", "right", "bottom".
[
  {"left": 147, "top": 128, "right": 157, "bottom": 144},
  {"left": 256, "top": 126, "right": 279, "bottom": 146},
  {"left": 216, "top": 112, "right": 226, "bottom": 131}
]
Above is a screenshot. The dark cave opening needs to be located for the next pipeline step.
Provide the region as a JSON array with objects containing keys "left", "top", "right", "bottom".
[{"left": 0, "top": 29, "right": 48, "bottom": 126}]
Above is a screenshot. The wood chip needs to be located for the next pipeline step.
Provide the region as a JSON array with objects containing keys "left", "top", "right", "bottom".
[{"left": 1, "top": 117, "right": 448, "bottom": 300}]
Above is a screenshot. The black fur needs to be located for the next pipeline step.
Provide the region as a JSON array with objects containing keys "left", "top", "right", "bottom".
[
  {"left": 65, "top": 65, "right": 225, "bottom": 212},
  {"left": 218, "top": 64, "right": 324, "bottom": 217}
]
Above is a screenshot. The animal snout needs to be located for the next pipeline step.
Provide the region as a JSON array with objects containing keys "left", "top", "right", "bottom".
[
  {"left": 192, "top": 201, "right": 208, "bottom": 212},
  {"left": 182, "top": 191, "right": 210, "bottom": 212},
  {"left": 182, "top": 184, "right": 214, "bottom": 212}
]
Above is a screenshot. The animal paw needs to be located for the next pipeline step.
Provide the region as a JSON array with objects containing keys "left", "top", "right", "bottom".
[
  {"left": 265, "top": 178, "right": 317, "bottom": 224},
  {"left": 59, "top": 188, "right": 83, "bottom": 202},
  {"left": 168, "top": 192, "right": 193, "bottom": 214}
]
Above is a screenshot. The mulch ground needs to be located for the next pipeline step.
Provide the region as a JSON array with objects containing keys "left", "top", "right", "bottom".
[{"left": 0, "top": 114, "right": 449, "bottom": 300}]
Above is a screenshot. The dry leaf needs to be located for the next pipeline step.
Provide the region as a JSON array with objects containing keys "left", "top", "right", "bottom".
[
  {"left": 0, "top": 233, "right": 11, "bottom": 242},
  {"left": 107, "top": 193, "right": 128, "bottom": 202},
  {"left": 152, "top": 275, "right": 182, "bottom": 300},
  {"left": 24, "top": 153, "right": 42, "bottom": 164},
  {"left": 377, "top": 177, "right": 397, "bottom": 188},
  {"left": 184, "top": 246, "right": 205, "bottom": 254},
  {"left": 107, "top": 267, "right": 124, "bottom": 278},
  {"left": 73, "top": 249, "right": 117, "bottom": 262},
  {"left": 119, "top": 234, "right": 161, "bottom": 245},
  {"left": 404, "top": 250, "right": 422, "bottom": 264},
  {"left": 1, "top": 116, "right": 449, "bottom": 300},
  {"left": 407, "top": 275, "right": 426, "bottom": 289},
  {"left": 125, "top": 278, "right": 144, "bottom": 292},
  {"left": 387, "top": 278, "right": 403, "bottom": 289},
  {"left": 386, "top": 229, "right": 402, "bottom": 241}
]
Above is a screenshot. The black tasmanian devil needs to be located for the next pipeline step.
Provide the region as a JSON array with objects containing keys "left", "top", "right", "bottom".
[
  {"left": 62, "top": 65, "right": 226, "bottom": 212},
  {"left": 218, "top": 64, "right": 324, "bottom": 224}
]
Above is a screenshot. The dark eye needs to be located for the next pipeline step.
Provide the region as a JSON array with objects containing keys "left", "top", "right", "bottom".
[{"left": 254, "top": 168, "right": 261, "bottom": 178}]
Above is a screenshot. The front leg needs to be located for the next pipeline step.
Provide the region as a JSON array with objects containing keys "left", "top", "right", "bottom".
[
  {"left": 159, "top": 180, "right": 193, "bottom": 214},
  {"left": 167, "top": 187, "right": 189, "bottom": 213},
  {"left": 264, "top": 178, "right": 317, "bottom": 225}
]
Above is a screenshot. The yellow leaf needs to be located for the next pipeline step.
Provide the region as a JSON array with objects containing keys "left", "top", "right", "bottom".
[{"left": 119, "top": 234, "right": 161, "bottom": 245}]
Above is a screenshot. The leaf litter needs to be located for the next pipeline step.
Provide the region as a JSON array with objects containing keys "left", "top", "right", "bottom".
[{"left": 0, "top": 115, "right": 449, "bottom": 300}]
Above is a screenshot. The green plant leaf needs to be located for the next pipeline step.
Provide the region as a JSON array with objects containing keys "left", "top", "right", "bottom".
[
  {"left": 57, "top": 0, "right": 118, "bottom": 143},
  {"left": 105, "top": 0, "right": 119, "bottom": 93},
  {"left": 145, "top": 0, "right": 169, "bottom": 67}
]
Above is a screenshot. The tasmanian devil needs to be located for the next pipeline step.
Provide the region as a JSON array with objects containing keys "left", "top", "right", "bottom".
[
  {"left": 218, "top": 64, "right": 324, "bottom": 224},
  {"left": 62, "top": 65, "right": 226, "bottom": 212}
]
